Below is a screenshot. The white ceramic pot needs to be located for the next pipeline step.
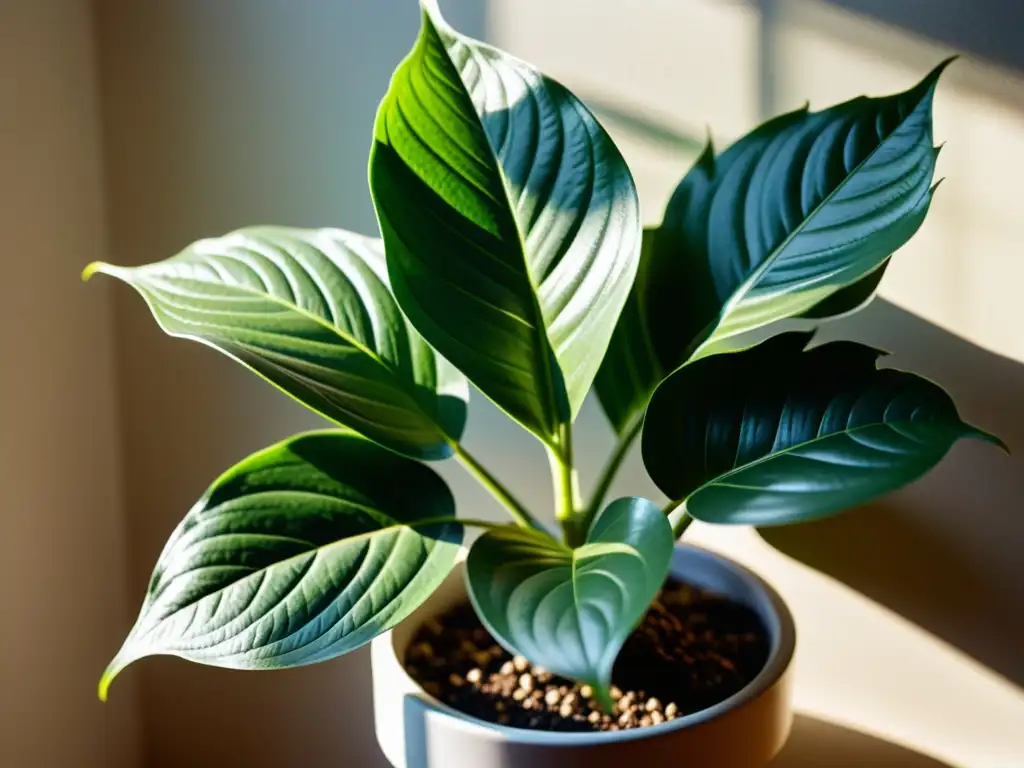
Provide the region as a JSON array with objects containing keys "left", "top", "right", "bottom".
[{"left": 372, "top": 543, "right": 796, "bottom": 768}]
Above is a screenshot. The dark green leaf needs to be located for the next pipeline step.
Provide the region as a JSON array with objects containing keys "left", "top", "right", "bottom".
[
  {"left": 466, "top": 497, "right": 673, "bottom": 707},
  {"left": 84, "top": 227, "right": 467, "bottom": 460},
  {"left": 799, "top": 258, "right": 889, "bottom": 319},
  {"left": 369, "top": 0, "right": 641, "bottom": 446},
  {"left": 642, "top": 332, "right": 1004, "bottom": 525},
  {"left": 593, "top": 229, "right": 666, "bottom": 436},
  {"left": 660, "top": 61, "right": 949, "bottom": 363},
  {"left": 99, "top": 431, "right": 462, "bottom": 700}
]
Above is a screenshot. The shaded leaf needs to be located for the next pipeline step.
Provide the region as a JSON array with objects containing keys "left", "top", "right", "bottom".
[
  {"left": 799, "top": 258, "right": 889, "bottom": 319},
  {"left": 466, "top": 497, "right": 673, "bottom": 707},
  {"left": 593, "top": 229, "right": 666, "bottom": 435},
  {"left": 595, "top": 64, "right": 950, "bottom": 433},
  {"left": 642, "top": 333, "right": 1004, "bottom": 525},
  {"left": 667, "top": 62, "right": 947, "bottom": 363},
  {"left": 369, "top": 0, "right": 641, "bottom": 446},
  {"left": 84, "top": 227, "right": 467, "bottom": 460},
  {"left": 100, "top": 431, "right": 462, "bottom": 699}
]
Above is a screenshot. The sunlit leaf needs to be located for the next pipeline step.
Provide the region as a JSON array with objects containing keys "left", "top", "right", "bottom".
[
  {"left": 466, "top": 497, "right": 673, "bottom": 709},
  {"left": 369, "top": 0, "right": 641, "bottom": 446},
  {"left": 100, "top": 431, "right": 462, "bottom": 700},
  {"left": 675, "top": 62, "right": 950, "bottom": 359},
  {"left": 85, "top": 227, "right": 467, "bottom": 460},
  {"left": 596, "top": 63, "right": 950, "bottom": 435}
]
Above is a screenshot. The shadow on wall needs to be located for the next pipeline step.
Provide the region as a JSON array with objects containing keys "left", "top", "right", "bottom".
[
  {"left": 771, "top": 714, "right": 952, "bottom": 767},
  {"left": 759, "top": 298, "right": 1024, "bottom": 689},
  {"left": 819, "top": 0, "right": 1024, "bottom": 74},
  {"left": 579, "top": 93, "right": 708, "bottom": 157}
]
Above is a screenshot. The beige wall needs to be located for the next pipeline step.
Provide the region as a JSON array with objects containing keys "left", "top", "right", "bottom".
[{"left": 0, "top": 1, "right": 140, "bottom": 766}]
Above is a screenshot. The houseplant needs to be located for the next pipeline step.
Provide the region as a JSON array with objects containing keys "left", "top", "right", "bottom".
[{"left": 86, "top": 1, "right": 1004, "bottom": 765}]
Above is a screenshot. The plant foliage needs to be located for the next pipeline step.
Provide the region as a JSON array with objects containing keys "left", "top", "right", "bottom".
[{"left": 87, "top": 1, "right": 1002, "bottom": 711}]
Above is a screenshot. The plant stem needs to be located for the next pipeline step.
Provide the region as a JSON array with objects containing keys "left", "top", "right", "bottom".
[
  {"left": 665, "top": 500, "right": 693, "bottom": 539},
  {"left": 672, "top": 513, "right": 693, "bottom": 538},
  {"left": 453, "top": 443, "right": 542, "bottom": 531},
  {"left": 442, "top": 518, "right": 514, "bottom": 532},
  {"left": 550, "top": 423, "right": 584, "bottom": 547},
  {"left": 582, "top": 414, "right": 643, "bottom": 530}
]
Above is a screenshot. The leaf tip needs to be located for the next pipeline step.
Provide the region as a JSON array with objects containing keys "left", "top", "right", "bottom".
[
  {"left": 97, "top": 664, "right": 119, "bottom": 703},
  {"left": 933, "top": 55, "right": 960, "bottom": 77},
  {"left": 97, "top": 676, "right": 112, "bottom": 703},
  {"left": 697, "top": 130, "right": 715, "bottom": 169},
  {"left": 930, "top": 177, "right": 946, "bottom": 196},
  {"left": 98, "top": 647, "right": 137, "bottom": 702},
  {"left": 973, "top": 428, "right": 1009, "bottom": 455},
  {"left": 81, "top": 261, "right": 107, "bottom": 283},
  {"left": 915, "top": 56, "right": 957, "bottom": 99}
]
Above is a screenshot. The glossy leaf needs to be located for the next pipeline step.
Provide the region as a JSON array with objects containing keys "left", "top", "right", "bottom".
[
  {"left": 642, "top": 333, "right": 1004, "bottom": 525},
  {"left": 593, "top": 229, "right": 666, "bottom": 435},
  {"left": 620, "top": 61, "right": 947, "bottom": 391},
  {"left": 799, "top": 258, "right": 889, "bottom": 319},
  {"left": 369, "top": 0, "right": 641, "bottom": 446},
  {"left": 100, "top": 431, "right": 462, "bottom": 700},
  {"left": 686, "top": 58, "right": 950, "bottom": 358},
  {"left": 466, "top": 497, "right": 673, "bottom": 708},
  {"left": 84, "top": 227, "right": 468, "bottom": 460}
]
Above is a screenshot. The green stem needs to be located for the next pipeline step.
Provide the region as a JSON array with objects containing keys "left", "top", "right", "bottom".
[
  {"left": 454, "top": 444, "right": 542, "bottom": 531},
  {"left": 444, "top": 517, "right": 517, "bottom": 532},
  {"left": 673, "top": 513, "right": 693, "bottom": 538},
  {"left": 663, "top": 498, "right": 684, "bottom": 517},
  {"left": 549, "top": 423, "right": 584, "bottom": 547},
  {"left": 665, "top": 499, "right": 692, "bottom": 539},
  {"left": 582, "top": 414, "right": 643, "bottom": 530}
]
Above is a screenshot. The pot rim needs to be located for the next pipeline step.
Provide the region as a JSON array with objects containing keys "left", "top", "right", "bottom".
[{"left": 385, "top": 542, "right": 797, "bottom": 746}]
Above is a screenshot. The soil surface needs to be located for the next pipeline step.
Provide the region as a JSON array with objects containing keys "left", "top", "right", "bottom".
[{"left": 403, "top": 578, "right": 770, "bottom": 732}]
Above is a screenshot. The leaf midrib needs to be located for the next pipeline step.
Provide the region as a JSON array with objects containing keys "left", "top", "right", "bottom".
[
  {"left": 684, "top": 416, "right": 954, "bottom": 502},
  {"left": 99, "top": 262, "right": 453, "bottom": 444},
  {"left": 426, "top": 11, "right": 567, "bottom": 446},
  {"left": 141, "top": 514, "right": 462, "bottom": 634}
]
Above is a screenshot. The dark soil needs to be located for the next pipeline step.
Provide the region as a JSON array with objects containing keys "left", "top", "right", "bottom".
[{"left": 403, "top": 578, "right": 770, "bottom": 732}]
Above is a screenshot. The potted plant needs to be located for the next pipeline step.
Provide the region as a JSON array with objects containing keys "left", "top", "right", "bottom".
[{"left": 87, "top": 2, "right": 1005, "bottom": 766}]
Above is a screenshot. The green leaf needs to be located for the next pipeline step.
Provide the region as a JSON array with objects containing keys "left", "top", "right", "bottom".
[
  {"left": 369, "top": 0, "right": 641, "bottom": 446},
  {"left": 662, "top": 61, "right": 949, "bottom": 363},
  {"left": 799, "top": 258, "right": 889, "bottom": 319},
  {"left": 466, "top": 497, "right": 673, "bottom": 707},
  {"left": 641, "top": 333, "right": 1005, "bottom": 525},
  {"left": 596, "top": 63, "right": 949, "bottom": 433},
  {"left": 84, "top": 227, "right": 468, "bottom": 460},
  {"left": 593, "top": 229, "right": 666, "bottom": 436},
  {"left": 100, "top": 431, "right": 462, "bottom": 700}
]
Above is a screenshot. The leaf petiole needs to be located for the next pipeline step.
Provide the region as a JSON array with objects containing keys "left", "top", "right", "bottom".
[
  {"left": 671, "top": 508, "right": 693, "bottom": 539},
  {"left": 662, "top": 498, "right": 693, "bottom": 539},
  {"left": 549, "top": 423, "right": 585, "bottom": 546},
  {"left": 582, "top": 414, "right": 643, "bottom": 531},
  {"left": 453, "top": 443, "right": 545, "bottom": 533}
]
